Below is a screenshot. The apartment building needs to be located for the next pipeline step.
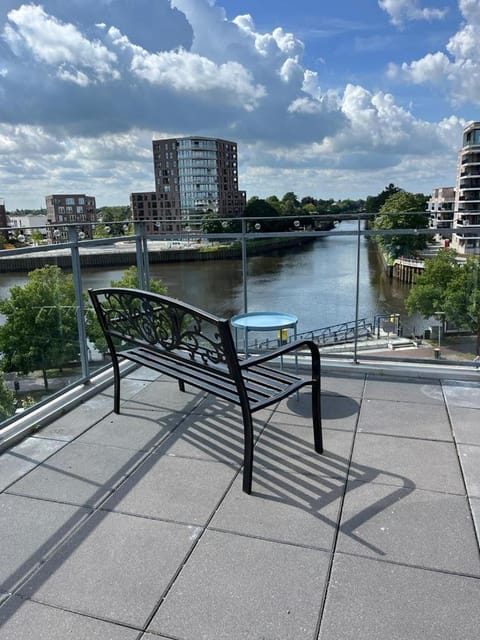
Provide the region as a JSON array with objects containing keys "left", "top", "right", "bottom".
[
  {"left": 428, "top": 187, "right": 455, "bottom": 236},
  {"left": 131, "top": 137, "right": 246, "bottom": 232},
  {"left": 452, "top": 121, "right": 480, "bottom": 254},
  {"left": 45, "top": 194, "right": 97, "bottom": 240}
]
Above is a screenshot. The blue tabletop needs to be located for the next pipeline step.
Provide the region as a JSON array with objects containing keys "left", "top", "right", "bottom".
[{"left": 231, "top": 311, "right": 298, "bottom": 331}]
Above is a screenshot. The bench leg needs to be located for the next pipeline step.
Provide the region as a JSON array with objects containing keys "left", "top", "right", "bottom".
[
  {"left": 312, "top": 379, "right": 323, "bottom": 454},
  {"left": 112, "top": 357, "right": 121, "bottom": 414},
  {"left": 241, "top": 408, "right": 254, "bottom": 494},
  {"left": 178, "top": 380, "right": 185, "bottom": 393}
]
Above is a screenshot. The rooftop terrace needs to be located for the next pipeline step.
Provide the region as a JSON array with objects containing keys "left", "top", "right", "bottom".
[{"left": 1, "top": 366, "right": 479, "bottom": 639}]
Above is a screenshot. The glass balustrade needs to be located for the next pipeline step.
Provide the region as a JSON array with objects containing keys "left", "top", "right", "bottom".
[{"left": 0, "top": 213, "right": 479, "bottom": 431}]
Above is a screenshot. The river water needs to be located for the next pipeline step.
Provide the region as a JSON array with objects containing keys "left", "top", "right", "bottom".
[{"left": 0, "top": 221, "right": 423, "bottom": 335}]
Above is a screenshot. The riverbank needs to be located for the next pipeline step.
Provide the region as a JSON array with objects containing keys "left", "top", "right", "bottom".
[{"left": 0, "top": 236, "right": 315, "bottom": 272}]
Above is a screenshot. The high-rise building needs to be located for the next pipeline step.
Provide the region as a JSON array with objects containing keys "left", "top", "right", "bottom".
[
  {"left": 131, "top": 136, "right": 246, "bottom": 233},
  {"left": 452, "top": 121, "right": 480, "bottom": 254},
  {"left": 45, "top": 194, "right": 97, "bottom": 240}
]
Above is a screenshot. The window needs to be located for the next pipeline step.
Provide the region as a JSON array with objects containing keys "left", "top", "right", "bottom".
[{"left": 66, "top": 197, "right": 75, "bottom": 205}]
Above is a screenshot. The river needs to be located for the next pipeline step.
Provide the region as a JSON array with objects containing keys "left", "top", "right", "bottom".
[{"left": 0, "top": 221, "right": 424, "bottom": 335}]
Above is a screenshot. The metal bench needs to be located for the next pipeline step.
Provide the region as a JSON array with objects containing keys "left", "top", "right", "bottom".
[{"left": 89, "top": 287, "right": 323, "bottom": 494}]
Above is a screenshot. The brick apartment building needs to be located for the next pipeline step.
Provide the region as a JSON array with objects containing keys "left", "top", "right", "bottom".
[
  {"left": 45, "top": 194, "right": 97, "bottom": 240},
  {"left": 131, "top": 137, "right": 246, "bottom": 233}
]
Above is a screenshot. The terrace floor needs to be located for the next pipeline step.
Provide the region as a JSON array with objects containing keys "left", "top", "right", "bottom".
[{"left": 1, "top": 367, "right": 479, "bottom": 639}]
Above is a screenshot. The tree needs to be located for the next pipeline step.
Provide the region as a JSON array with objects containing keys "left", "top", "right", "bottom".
[
  {"left": 365, "top": 183, "right": 401, "bottom": 213},
  {"left": 243, "top": 198, "right": 285, "bottom": 232},
  {"left": 0, "top": 266, "right": 86, "bottom": 390},
  {"left": 200, "top": 213, "right": 225, "bottom": 235},
  {"left": 0, "top": 372, "right": 15, "bottom": 421},
  {"left": 97, "top": 206, "right": 131, "bottom": 235},
  {"left": 374, "top": 191, "right": 429, "bottom": 258},
  {"left": 406, "top": 249, "right": 480, "bottom": 355}
]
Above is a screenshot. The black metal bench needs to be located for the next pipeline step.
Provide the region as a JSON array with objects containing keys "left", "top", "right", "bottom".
[{"left": 89, "top": 287, "right": 323, "bottom": 494}]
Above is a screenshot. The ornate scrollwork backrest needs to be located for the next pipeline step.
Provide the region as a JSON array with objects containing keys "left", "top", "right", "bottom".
[{"left": 98, "top": 289, "right": 228, "bottom": 366}]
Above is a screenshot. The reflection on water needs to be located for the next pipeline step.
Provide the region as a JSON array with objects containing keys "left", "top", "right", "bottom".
[{"left": 0, "top": 222, "right": 426, "bottom": 333}]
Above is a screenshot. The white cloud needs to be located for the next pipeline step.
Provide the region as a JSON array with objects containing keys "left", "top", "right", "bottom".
[
  {"left": 379, "top": 0, "right": 448, "bottom": 26},
  {"left": 108, "top": 26, "right": 266, "bottom": 110},
  {"left": 3, "top": 4, "right": 119, "bottom": 83},
  {"left": 388, "top": 1, "right": 480, "bottom": 104}
]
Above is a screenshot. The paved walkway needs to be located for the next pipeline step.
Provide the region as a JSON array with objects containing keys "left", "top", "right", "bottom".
[{"left": 0, "top": 368, "right": 479, "bottom": 639}]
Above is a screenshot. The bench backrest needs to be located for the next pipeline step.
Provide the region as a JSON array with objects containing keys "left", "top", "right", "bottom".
[{"left": 89, "top": 287, "right": 239, "bottom": 375}]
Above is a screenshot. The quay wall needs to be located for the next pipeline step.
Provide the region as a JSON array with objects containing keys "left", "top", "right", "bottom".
[{"left": 0, "top": 237, "right": 313, "bottom": 273}]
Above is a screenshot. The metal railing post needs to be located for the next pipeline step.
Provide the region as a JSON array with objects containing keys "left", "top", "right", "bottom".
[
  {"left": 242, "top": 217, "right": 248, "bottom": 312},
  {"left": 353, "top": 214, "right": 361, "bottom": 364},
  {"left": 67, "top": 227, "right": 90, "bottom": 379},
  {"left": 134, "top": 222, "right": 150, "bottom": 290}
]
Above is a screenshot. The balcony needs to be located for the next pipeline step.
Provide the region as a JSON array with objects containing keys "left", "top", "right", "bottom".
[
  {"left": 1, "top": 214, "right": 480, "bottom": 636},
  {"left": 1, "top": 366, "right": 479, "bottom": 638}
]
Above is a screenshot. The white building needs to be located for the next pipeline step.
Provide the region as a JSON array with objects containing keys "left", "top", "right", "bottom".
[{"left": 452, "top": 121, "right": 480, "bottom": 254}]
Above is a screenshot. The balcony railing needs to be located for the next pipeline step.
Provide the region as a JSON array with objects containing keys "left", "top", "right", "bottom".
[{"left": 0, "top": 212, "right": 479, "bottom": 438}]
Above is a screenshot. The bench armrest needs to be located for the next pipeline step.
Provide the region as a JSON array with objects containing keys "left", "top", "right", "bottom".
[{"left": 238, "top": 339, "right": 320, "bottom": 370}]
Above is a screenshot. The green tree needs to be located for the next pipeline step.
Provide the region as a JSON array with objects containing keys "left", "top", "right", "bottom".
[
  {"left": 0, "top": 266, "right": 84, "bottom": 390},
  {"left": 200, "top": 213, "right": 225, "bottom": 235},
  {"left": 374, "top": 191, "right": 429, "bottom": 258},
  {"left": 0, "top": 372, "right": 15, "bottom": 421},
  {"left": 365, "top": 183, "right": 401, "bottom": 213},
  {"left": 97, "top": 206, "right": 131, "bottom": 236},
  {"left": 406, "top": 249, "right": 480, "bottom": 355},
  {"left": 244, "top": 198, "right": 285, "bottom": 232}
]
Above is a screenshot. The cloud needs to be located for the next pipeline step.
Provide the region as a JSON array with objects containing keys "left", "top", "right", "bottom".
[
  {"left": 0, "top": 0, "right": 470, "bottom": 207},
  {"left": 388, "top": 0, "right": 480, "bottom": 105},
  {"left": 379, "top": 0, "right": 448, "bottom": 26},
  {"left": 3, "top": 4, "right": 119, "bottom": 84}
]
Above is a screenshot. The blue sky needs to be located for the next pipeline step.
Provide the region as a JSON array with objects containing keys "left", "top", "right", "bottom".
[{"left": 0, "top": 0, "right": 478, "bottom": 208}]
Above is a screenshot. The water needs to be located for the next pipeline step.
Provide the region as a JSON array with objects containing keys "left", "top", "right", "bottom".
[{"left": 0, "top": 221, "right": 424, "bottom": 334}]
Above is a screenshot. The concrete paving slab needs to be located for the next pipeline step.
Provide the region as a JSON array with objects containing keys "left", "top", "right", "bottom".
[
  {"left": 121, "top": 378, "right": 206, "bottom": 413},
  {"left": 272, "top": 390, "right": 360, "bottom": 431},
  {"left": 34, "top": 396, "right": 113, "bottom": 441},
  {"left": 321, "top": 372, "right": 366, "bottom": 398},
  {"left": 318, "top": 554, "right": 480, "bottom": 640},
  {"left": 76, "top": 407, "right": 185, "bottom": 452},
  {"left": 364, "top": 375, "right": 444, "bottom": 404},
  {"left": 443, "top": 379, "right": 480, "bottom": 409},
  {"left": 470, "top": 497, "right": 480, "bottom": 541},
  {"left": 148, "top": 530, "right": 330, "bottom": 640},
  {"left": 210, "top": 473, "right": 343, "bottom": 550},
  {"left": 449, "top": 405, "right": 480, "bottom": 444},
  {"left": 357, "top": 398, "right": 452, "bottom": 440},
  {"left": 337, "top": 480, "right": 480, "bottom": 575},
  {"left": 190, "top": 395, "right": 273, "bottom": 423},
  {"left": 0, "top": 597, "right": 139, "bottom": 640},
  {"left": 0, "top": 494, "right": 90, "bottom": 593},
  {"left": 18, "top": 511, "right": 198, "bottom": 628},
  {"left": 254, "top": 423, "right": 354, "bottom": 479},
  {"left": 102, "top": 453, "right": 237, "bottom": 525},
  {"left": 156, "top": 412, "right": 262, "bottom": 467},
  {"left": 6, "top": 441, "right": 147, "bottom": 508},
  {"left": 0, "top": 437, "right": 66, "bottom": 491},
  {"left": 350, "top": 433, "right": 465, "bottom": 494},
  {"left": 458, "top": 444, "right": 480, "bottom": 498}
]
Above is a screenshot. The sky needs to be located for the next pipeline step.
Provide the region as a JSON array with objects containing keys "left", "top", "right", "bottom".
[{"left": 0, "top": 0, "right": 479, "bottom": 209}]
